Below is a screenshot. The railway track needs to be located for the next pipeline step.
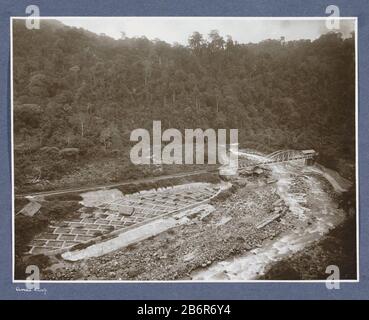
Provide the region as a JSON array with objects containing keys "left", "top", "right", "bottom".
[{"left": 15, "top": 168, "right": 218, "bottom": 199}]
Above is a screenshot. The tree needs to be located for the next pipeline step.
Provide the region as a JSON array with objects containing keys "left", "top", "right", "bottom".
[
  {"left": 99, "top": 124, "right": 120, "bottom": 151},
  {"left": 188, "top": 31, "right": 204, "bottom": 55},
  {"left": 208, "top": 30, "right": 225, "bottom": 51}
]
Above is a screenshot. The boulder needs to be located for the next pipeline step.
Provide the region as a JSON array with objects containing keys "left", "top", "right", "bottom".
[
  {"left": 40, "top": 146, "right": 60, "bottom": 154},
  {"left": 253, "top": 167, "right": 264, "bottom": 175},
  {"left": 59, "top": 148, "right": 79, "bottom": 157},
  {"left": 18, "top": 201, "right": 41, "bottom": 217}
]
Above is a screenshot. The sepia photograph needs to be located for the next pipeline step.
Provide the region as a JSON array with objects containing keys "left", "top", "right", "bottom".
[{"left": 12, "top": 17, "right": 357, "bottom": 282}]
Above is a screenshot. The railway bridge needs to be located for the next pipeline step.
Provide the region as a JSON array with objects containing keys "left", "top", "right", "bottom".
[{"left": 238, "top": 149, "right": 318, "bottom": 171}]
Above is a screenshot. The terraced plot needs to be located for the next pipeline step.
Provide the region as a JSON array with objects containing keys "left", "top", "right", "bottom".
[{"left": 28, "top": 183, "right": 221, "bottom": 255}]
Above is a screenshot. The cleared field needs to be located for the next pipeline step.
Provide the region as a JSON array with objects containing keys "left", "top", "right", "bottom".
[{"left": 27, "top": 183, "right": 222, "bottom": 255}]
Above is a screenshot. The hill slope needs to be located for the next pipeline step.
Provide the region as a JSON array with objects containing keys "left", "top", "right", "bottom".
[{"left": 12, "top": 20, "right": 356, "bottom": 190}]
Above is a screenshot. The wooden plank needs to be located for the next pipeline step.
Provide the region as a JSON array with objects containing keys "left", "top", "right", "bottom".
[{"left": 256, "top": 213, "right": 280, "bottom": 229}]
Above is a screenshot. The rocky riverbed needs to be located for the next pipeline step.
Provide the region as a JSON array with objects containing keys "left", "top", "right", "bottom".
[{"left": 191, "top": 158, "right": 352, "bottom": 280}]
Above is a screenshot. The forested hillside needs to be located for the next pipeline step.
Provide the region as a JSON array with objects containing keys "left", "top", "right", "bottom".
[{"left": 12, "top": 19, "right": 356, "bottom": 191}]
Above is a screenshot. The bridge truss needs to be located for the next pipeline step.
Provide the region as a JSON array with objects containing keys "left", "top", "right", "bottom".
[{"left": 238, "top": 149, "right": 316, "bottom": 169}]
